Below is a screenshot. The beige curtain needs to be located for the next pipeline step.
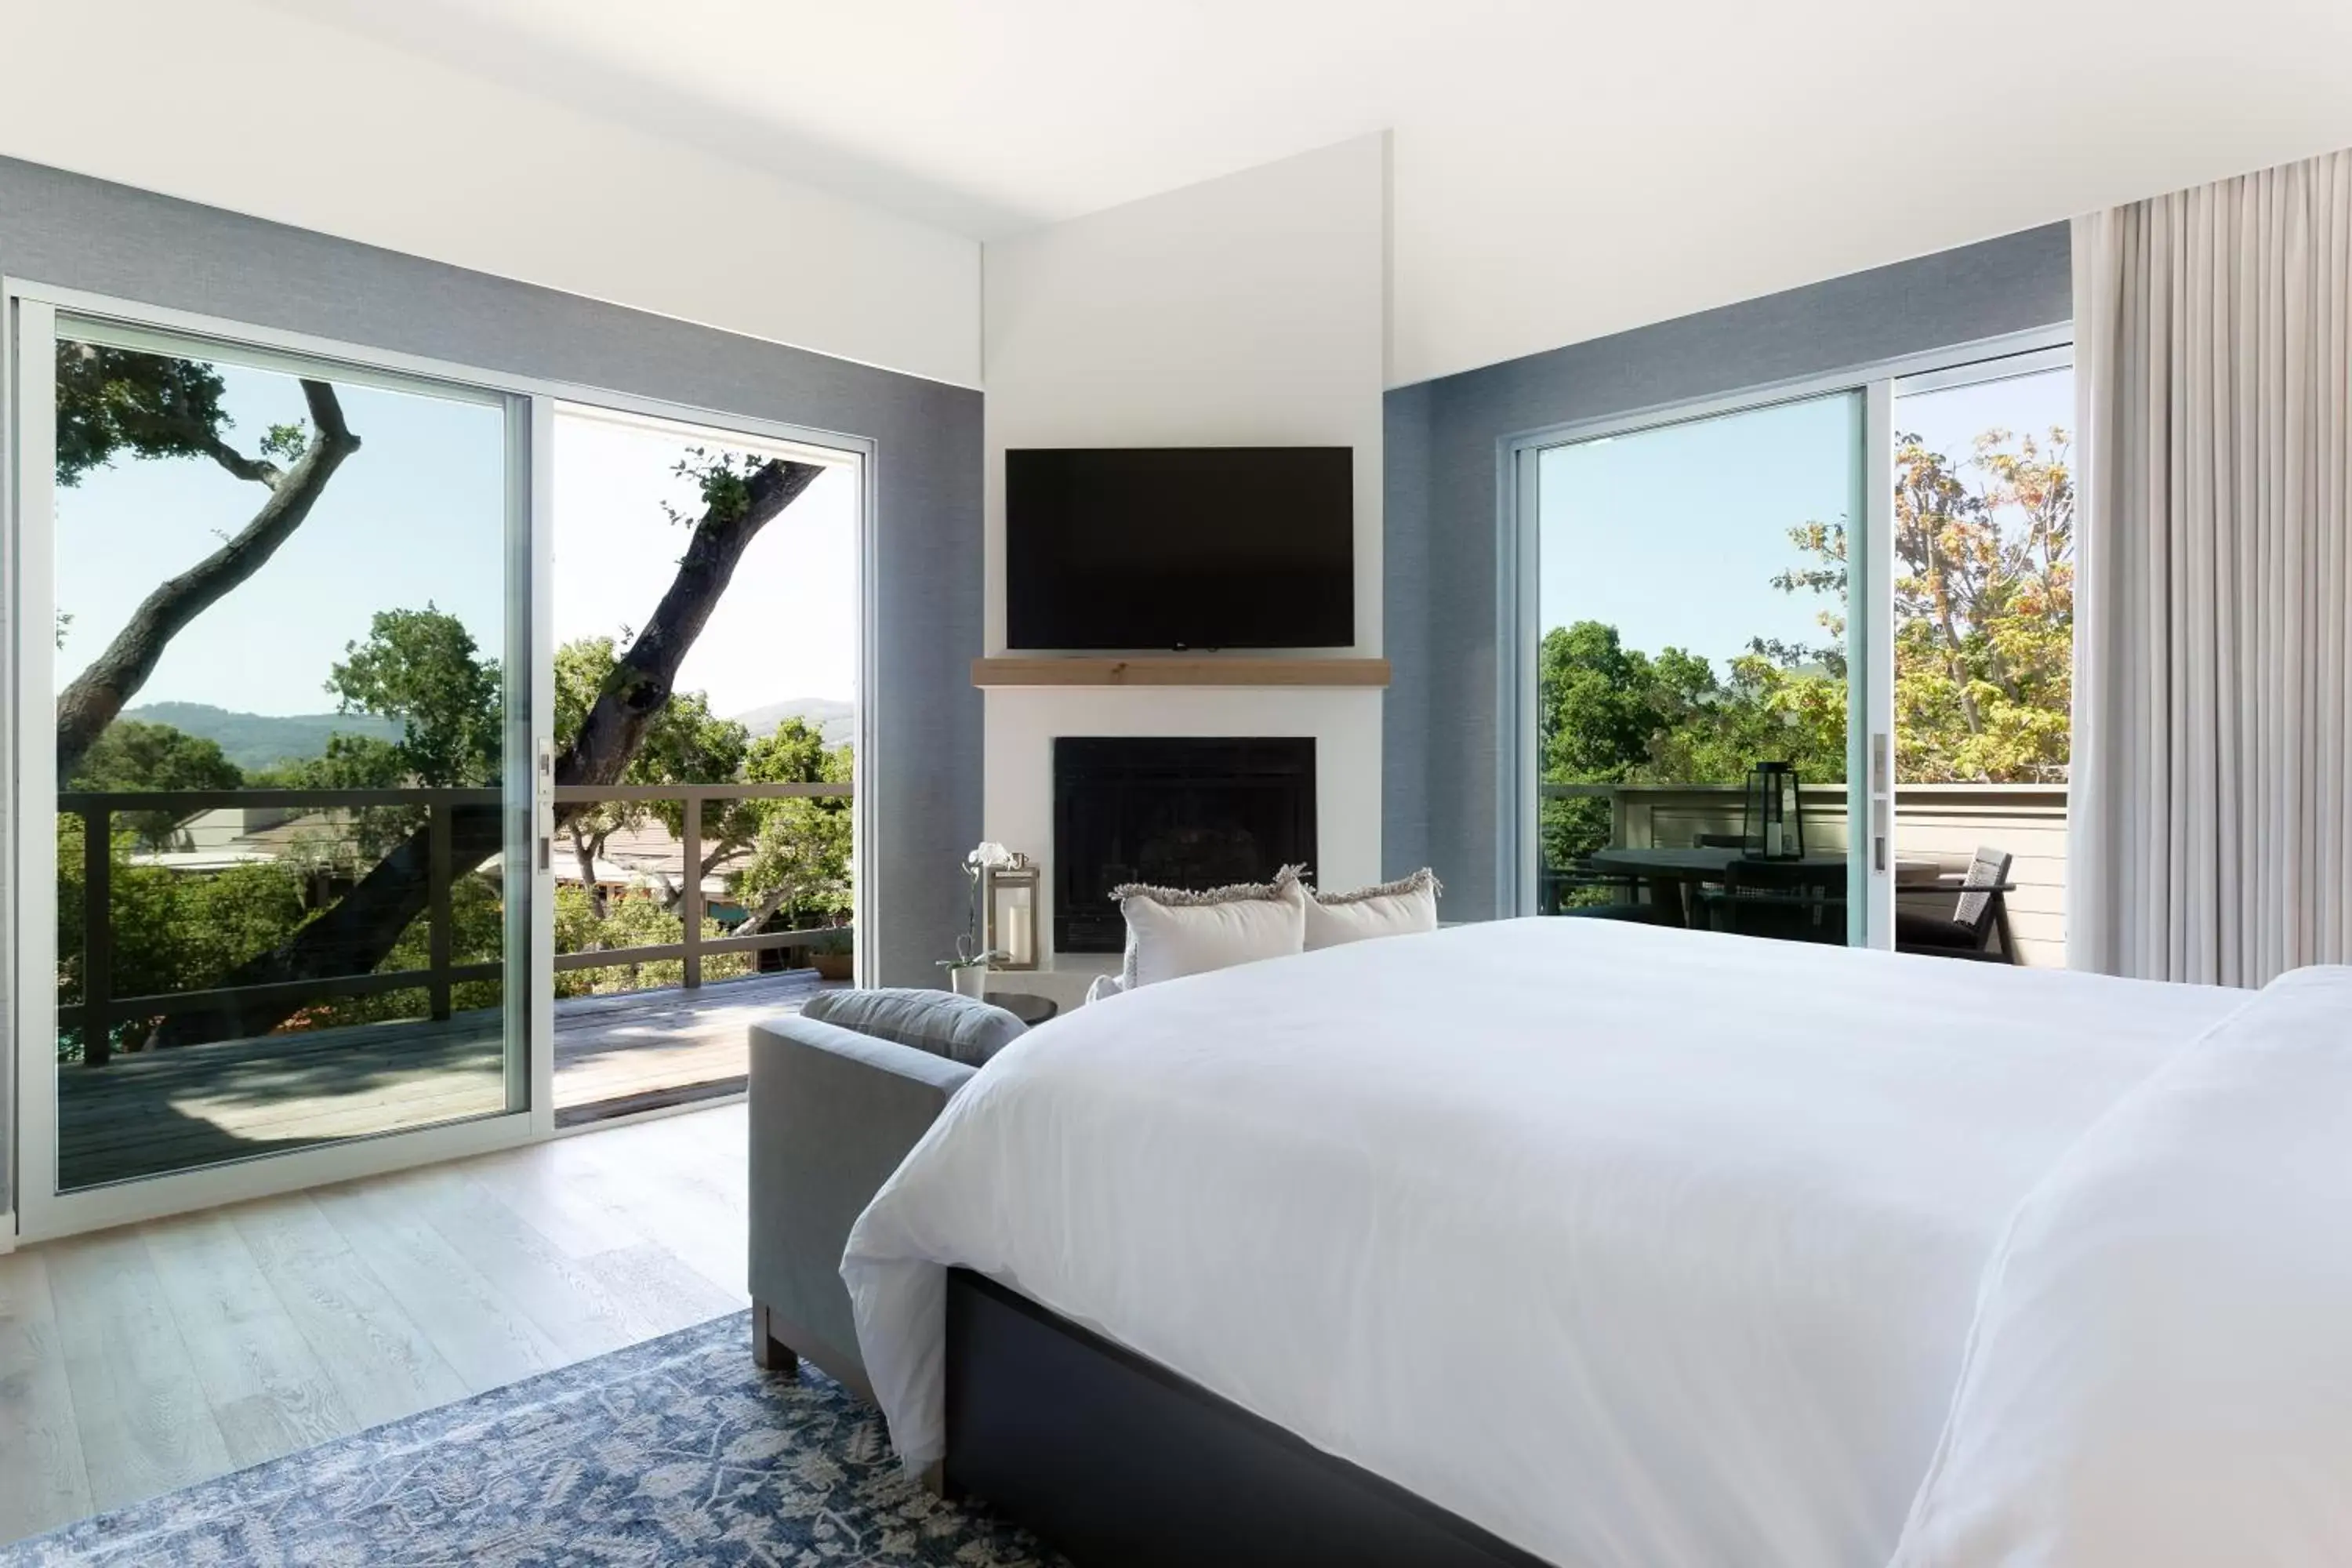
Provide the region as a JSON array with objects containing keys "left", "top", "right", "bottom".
[{"left": 2071, "top": 149, "right": 2352, "bottom": 985}]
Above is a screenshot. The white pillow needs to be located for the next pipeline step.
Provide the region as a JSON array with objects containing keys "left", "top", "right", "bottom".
[
  {"left": 1888, "top": 966, "right": 2352, "bottom": 1568},
  {"left": 1301, "top": 868, "right": 1440, "bottom": 950},
  {"left": 1114, "top": 866, "right": 1305, "bottom": 989}
]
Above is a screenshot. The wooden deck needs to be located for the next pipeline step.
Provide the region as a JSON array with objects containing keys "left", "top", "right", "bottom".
[
  {"left": 56, "top": 971, "right": 842, "bottom": 1190},
  {"left": 550, "top": 972, "right": 847, "bottom": 1120}
]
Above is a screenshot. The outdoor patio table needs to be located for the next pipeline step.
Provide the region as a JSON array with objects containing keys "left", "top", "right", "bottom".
[{"left": 1584, "top": 845, "right": 1944, "bottom": 928}]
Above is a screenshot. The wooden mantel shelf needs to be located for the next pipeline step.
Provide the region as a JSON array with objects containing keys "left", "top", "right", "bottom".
[{"left": 973, "top": 656, "right": 1391, "bottom": 689}]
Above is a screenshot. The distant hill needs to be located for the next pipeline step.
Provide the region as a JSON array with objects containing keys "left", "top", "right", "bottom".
[
  {"left": 733, "top": 697, "right": 855, "bottom": 747},
  {"left": 124, "top": 697, "right": 851, "bottom": 770},
  {"left": 122, "top": 702, "right": 403, "bottom": 771}
]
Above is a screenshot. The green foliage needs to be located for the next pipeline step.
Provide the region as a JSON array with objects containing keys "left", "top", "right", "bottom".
[
  {"left": 743, "top": 716, "right": 831, "bottom": 782},
  {"left": 49, "top": 383, "right": 841, "bottom": 1047},
  {"left": 315, "top": 877, "right": 506, "bottom": 1026},
  {"left": 546, "top": 635, "right": 851, "bottom": 992},
  {"left": 732, "top": 718, "right": 852, "bottom": 924},
  {"left": 1535, "top": 423, "right": 2074, "bottom": 878},
  {"left": 262, "top": 734, "right": 408, "bottom": 790},
  {"left": 67, "top": 720, "right": 245, "bottom": 793},
  {"left": 50, "top": 685, "right": 510, "bottom": 1060},
  {"left": 328, "top": 606, "right": 503, "bottom": 786},
  {"left": 255, "top": 732, "right": 422, "bottom": 863},
  {"left": 53, "top": 343, "right": 234, "bottom": 487},
  {"left": 1889, "top": 427, "right": 2072, "bottom": 782},
  {"left": 549, "top": 638, "right": 852, "bottom": 934},
  {"left": 70, "top": 720, "right": 245, "bottom": 848},
  {"left": 63, "top": 823, "right": 309, "bottom": 998},
  {"left": 1535, "top": 622, "right": 1846, "bottom": 870},
  {"left": 259, "top": 423, "right": 310, "bottom": 462},
  {"left": 550, "top": 884, "right": 750, "bottom": 997},
  {"left": 660, "top": 445, "right": 764, "bottom": 528},
  {"left": 639, "top": 690, "right": 753, "bottom": 840},
  {"left": 55, "top": 804, "right": 510, "bottom": 1061},
  {"left": 58, "top": 815, "right": 294, "bottom": 1059},
  {"left": 552, "top": 636, "right": 753, "bottom": 916},
  {"left": 1642, "top": 654, "right": 1849, "bottom": 787}
]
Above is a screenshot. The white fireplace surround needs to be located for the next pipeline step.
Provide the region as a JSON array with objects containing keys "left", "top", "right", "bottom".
[
  {"left": 975, "top": 137, "right": 1387, "bottom": 1010},
  {"left": 982, "top": 684, "right": 1383, "bottom": 989}
]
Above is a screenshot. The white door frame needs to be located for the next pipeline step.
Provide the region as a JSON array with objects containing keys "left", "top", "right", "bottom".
[
  {"left": 5, "top": 279, "right": 877, "bottom": 1242},
  {"left": 1497, "top": 326, "right": 2073, "bottom": 937}
]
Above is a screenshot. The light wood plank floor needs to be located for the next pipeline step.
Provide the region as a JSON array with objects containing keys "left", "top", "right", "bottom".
[{"left": 0, "top": 1102, "right": 751, "bottom": 1547}]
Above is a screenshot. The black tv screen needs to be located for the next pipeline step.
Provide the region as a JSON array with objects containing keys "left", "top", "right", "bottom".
[{"left": 1006, "top": 446, "right": 1354, "bottom": 650}]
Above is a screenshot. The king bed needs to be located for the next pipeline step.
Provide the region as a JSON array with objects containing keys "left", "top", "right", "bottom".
[{"left": 839, "top": 918, "right": 2351, "bottom": 1567}]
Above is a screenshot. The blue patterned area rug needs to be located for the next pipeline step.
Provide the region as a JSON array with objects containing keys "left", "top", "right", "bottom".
[{"left": 6, "top": 1311, "right": 1062, "bottom": 1567}]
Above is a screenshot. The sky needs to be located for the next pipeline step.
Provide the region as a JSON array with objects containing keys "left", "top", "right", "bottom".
[
  {"left": 1539, "top": 391, "right": 1860, "bottom": 670},
  {"left": 552, "top": 405, "right": 857, "bottom": 716},
  {"left": 53, "top": 347, "right": 858, "bottom": 723},
  {"left": 61, "top": 337, "right": 2059, "bottom": 725},
  {"left": 1537, "top": 366, "right": 2072, "bottom": 672},
  {"left": 56, "top": 361, "right": 508, "bottom": 712}
]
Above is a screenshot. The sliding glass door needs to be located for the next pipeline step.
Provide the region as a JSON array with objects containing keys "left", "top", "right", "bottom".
[
  {"left": 1886, "top": 358, "right": 2075, "bottom": 964},
  {"left": 1530, "top": 391, "right": 1868, "bottom": 942},
  {"left": 13, "top": 303, "right": 535, "bottom": 1231},
  {"left": 7, "top": 286, "right": 878, "bottom": 1240},
  {"left": 546, "top": 404, "right": 863, "bottom": 1125},
  {"left": 1515, "top": 337, "right": 2074, "bottom": 954}
]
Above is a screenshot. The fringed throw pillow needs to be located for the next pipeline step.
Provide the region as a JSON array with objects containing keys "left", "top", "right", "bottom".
[
  {"left": 1301, "top": 868, "right": 1441, "bottom": 950},
  {"left": 1113, "top": 865, "right": 1308, "bottom": 989}
]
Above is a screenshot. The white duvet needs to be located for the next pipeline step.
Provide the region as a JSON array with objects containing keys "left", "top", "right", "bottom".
[{"left": 841, "top": 917, "right": 2253, "bottom": 1567}]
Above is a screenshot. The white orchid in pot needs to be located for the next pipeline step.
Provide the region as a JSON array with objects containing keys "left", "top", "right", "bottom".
[{"left": 941, "top": 841, "right": 1016, "bottom": 997}]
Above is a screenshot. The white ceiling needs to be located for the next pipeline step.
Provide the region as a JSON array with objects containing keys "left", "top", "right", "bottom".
[{"left": 289, "top": 0, "right": 2352, "bottom": 383}]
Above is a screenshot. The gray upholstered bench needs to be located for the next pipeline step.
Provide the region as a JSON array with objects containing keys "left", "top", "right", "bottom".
[{"left": 746, "top": 989, "right": 1029, "bottom": 1398}]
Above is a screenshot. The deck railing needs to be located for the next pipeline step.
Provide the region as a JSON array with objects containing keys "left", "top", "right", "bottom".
[
  {"left": 549, "top": 781, "right": 851, "bottom": 989},
  {"left": 61, "top": 786, "right": 504, "bottom": 1066},
  {"left": 60, "top": 780, "right": 851, "bottom": 1066},
  {"left": 1538, "top": 779, "right": 2071, "bottom": 964}
]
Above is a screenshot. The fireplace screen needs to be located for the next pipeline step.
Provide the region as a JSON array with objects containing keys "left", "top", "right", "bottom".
[{"left": 1052, "top": 737, "right": 1316, "bottom": 953}]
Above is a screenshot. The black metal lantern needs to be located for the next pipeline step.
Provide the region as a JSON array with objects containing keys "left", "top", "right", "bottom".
[{"left": 1741, "top": 760, "right": 1805, "bottom": 861}]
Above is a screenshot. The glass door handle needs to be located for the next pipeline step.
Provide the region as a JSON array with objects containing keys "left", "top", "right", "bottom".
[{"left": 535, "top": 738, "right": 555, "bottom": 871}]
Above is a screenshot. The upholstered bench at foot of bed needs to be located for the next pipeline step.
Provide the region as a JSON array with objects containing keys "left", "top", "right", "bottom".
[{"left": 746, "top": 1013, "right": 981, "bottom": 1400}]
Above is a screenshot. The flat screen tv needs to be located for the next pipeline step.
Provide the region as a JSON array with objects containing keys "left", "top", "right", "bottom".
[{"left": 1006, "top": 446, "right": 1353, "bottom": 650}]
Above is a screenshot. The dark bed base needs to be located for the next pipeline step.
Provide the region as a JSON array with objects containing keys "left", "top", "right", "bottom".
[{"left": 942, "top": 1269, "right": 1552, "bottom": 1568}]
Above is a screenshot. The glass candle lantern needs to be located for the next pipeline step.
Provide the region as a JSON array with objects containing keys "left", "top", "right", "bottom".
[
  {"left": 984, "top": 861, "right": 1040, "bottom": 970},
  {"left": 1740, "top": 760, "right": 1805, "bottom": 862}
]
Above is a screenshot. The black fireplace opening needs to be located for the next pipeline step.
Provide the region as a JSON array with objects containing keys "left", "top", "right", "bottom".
[{"left": 1053, "top": 737, "right": 1316, "bottom": 953}]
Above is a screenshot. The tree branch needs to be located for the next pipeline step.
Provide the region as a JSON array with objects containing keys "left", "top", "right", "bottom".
[
  {"left": 732, "top": 885, "right": 793, "bottom": 937},
  {"left": 56, "top": 379, "right": 357, "bottom": 779},
  {"left": 152, "top": 455, "right": 825, "bottom": 1048},
  {"left": 556, "top": 459, "right": 826, "bottom": 786},
  {"left": 199, "top": 436, "right": 284, "bottom": 488}
]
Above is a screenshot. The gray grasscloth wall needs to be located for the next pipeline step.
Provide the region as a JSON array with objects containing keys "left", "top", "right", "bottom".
[
  {"left": 1384, "top": 223, "right": 2074, "bottom": 918},
  {"left": 0, "top": 156, "right": 982, "bottom": 1212}
]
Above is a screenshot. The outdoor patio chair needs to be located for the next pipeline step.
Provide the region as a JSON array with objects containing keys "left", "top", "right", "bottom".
[
  {"left": 1543, "top": 858, "right": 1670, "bottom": 923},
  {"left": 1895, "top": 846, "right": 2018, "bottom": 963}
]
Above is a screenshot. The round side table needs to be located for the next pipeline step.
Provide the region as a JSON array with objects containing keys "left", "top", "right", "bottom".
[{"left": 985, "top": 990, "right": 1059, "bottom": 1027}]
